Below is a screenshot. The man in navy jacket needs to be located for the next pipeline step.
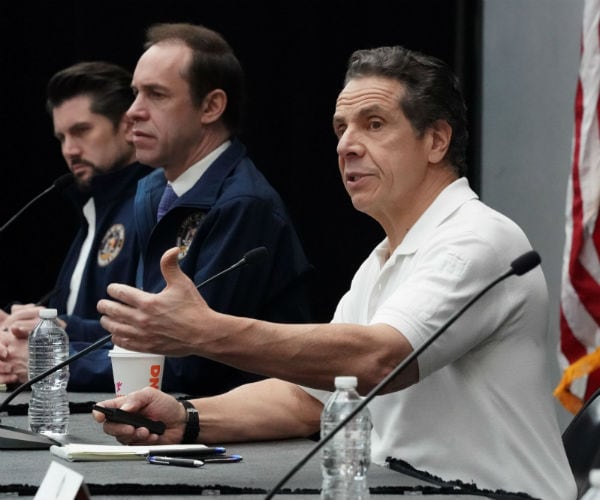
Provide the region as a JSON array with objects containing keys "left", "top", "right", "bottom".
[
  {"left": 120, "top": 23, "right": 312, "bottom": 396},
  {"left": 0, "top": 62, "right": 151, "bottom": 390}
]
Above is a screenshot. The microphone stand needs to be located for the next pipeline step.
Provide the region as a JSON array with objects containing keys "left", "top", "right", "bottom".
[
  {"left": 264, "top": 251, "right": 541, "bottom": 499},
  {"left": 0, "top": 246, "right": 269, "bottom": 448},
  {"left": 0, "top": 173, "right": 74, "bottom": 234}
]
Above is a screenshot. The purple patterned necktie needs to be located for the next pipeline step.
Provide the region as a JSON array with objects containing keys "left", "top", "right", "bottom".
[{"left": 157, "top": 183, "right": 178, "bottom": 221}]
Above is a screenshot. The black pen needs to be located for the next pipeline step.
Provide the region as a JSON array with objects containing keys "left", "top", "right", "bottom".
[
  {"left": 162, "top": 446, "right": 226, "bottom": 456},
  {"left": 147, "top": 455, "right": 204, "bottom": 468}
]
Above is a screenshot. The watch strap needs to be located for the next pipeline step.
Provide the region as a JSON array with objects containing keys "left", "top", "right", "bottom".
[{"left": 180, "top": 399, "right": 200, "bottom": 444}]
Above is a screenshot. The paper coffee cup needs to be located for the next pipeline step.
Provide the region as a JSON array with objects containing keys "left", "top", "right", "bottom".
[{"left": 108, "top": 345, "right": 165, "bottom": 397}]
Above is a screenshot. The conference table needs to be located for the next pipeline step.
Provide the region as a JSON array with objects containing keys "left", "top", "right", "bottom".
[{"left": 0, "top": 392, "right": 530, "bottom": 499}]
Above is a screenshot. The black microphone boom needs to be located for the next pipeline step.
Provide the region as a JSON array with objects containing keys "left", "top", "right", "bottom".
[
  {"left": 195, "top": 246, "right": 268, "bottom": 289},
  {"left": 0, "top": 246, "right": 269, "bottom": 449},
  {"left": 264, "top": 250, "right": 542, "bottom": 499},
  {"left": 0, "top": 173, "right": 75, "bottom": 234}
]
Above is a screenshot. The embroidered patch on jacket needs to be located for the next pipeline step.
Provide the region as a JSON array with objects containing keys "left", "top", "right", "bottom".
[
  {"left": 97, "top": 224, "right": 125, "bottom": 267},
  {"left": 177, "top": 212, "right": 206, "bottom": 260}
]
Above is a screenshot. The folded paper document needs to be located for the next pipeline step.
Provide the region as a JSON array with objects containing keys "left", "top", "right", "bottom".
[{"left": 50, "top": 443, "right": 225, "bottom": 462}]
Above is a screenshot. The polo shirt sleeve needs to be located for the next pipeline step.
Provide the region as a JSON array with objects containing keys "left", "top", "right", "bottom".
[{"left": 371, "top": 233, "right": 520, "bottom": 380}]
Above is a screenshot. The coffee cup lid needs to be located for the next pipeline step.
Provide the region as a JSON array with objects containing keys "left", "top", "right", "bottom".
[{"left": 108, "top": 345, "right": 163, "bottom": 358}]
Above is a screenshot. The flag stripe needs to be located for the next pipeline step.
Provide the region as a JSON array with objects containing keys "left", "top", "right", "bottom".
[
  {"left": 559, "top": 0, "right": 600, "bottom": 406},
  {"left": 560, "top": 307, "right": 587, "bottom": 370}
]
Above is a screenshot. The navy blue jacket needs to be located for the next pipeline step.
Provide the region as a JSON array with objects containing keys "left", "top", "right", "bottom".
[
  {"left": 135, "top": 139, "right": 312, "bottom": 396},
  {"left": 49, "top": 163, "right": 152, "bottom": 391}
]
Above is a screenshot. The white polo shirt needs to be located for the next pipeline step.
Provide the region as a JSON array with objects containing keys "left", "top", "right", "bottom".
[{"left": 304, "top": 178, "right": 576, "bottom": 500}]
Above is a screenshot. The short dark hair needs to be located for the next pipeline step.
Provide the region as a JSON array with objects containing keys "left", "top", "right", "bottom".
[
  {"left": 344, "top": 46, "right": 468, "bottom": 177},
  {"left": 46, "top": 61, "right": 133, "bottom": 129},
  {"left": 144, "top": 22, "right": 244, "bottom": 135}
]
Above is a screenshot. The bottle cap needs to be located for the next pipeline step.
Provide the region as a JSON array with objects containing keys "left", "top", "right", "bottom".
[
  {"left": 39, "top": 308, "right": 58, "bottom": 319},
  {"left": 334, "top": 376, "right": 358, "bottom": 389},
  {"left": 590, "top": 469, "right": 600, "bottom": 486}
]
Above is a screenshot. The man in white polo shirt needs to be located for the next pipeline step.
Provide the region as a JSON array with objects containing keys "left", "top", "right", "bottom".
[{"left": 95, "top": 45, "right": 576, "bottom": 500}]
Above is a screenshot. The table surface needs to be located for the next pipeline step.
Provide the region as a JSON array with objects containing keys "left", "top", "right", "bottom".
[{"left": 0, "top": 392, "right": 521, "bottom": 499}]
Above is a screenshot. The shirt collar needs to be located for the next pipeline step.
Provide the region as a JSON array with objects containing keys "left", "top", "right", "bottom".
[
  {"left": 169, "top": 140, "right": 231, "bottom": 197},
  {"left": 376, "top": 177, "right": 478, "bottom": 265}
]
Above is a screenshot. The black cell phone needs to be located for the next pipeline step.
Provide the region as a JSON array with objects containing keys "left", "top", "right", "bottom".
[{"left": 92, "top": 404, "right": 166, "bottom": 435}]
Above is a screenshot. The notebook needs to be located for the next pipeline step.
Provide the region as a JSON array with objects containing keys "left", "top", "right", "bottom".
[{"left": 50, "top": 443, "right": 225, "bottom": 462}]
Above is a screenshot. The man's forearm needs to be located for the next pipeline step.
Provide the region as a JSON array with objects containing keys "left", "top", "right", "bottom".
[
  {"left": 194, "top": 379, "right": 322, "bottom": 443},
  {"left": 188, "top": 315, "right": 416, "bottom": 393}
]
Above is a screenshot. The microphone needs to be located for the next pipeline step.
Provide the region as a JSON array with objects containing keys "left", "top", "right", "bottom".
[
  {"left": 52, "top": 173, "right": 77, "bottom": 191},
  {"left": 0, "top": 246, "right": 269, "bottom": 449},
  {"left": 195, "top": 246, "right": 268, "bottom": 289},
  {"left": 510, "top": 250, "right": 541, "bottom": 276},
  {"left": 0, "top": 173, "right": 75, "bottom": 234},
  {"left": 264, "top": 250, "right": 542, "bottom": 499}
]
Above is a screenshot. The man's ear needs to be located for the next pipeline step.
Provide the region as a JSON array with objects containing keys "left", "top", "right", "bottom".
[
  {"left": 427, "top": 119, "right": 452, "bottom": 164},
  {"left": 200, "top": 89, "right": 228, "bottom": 125},
  {"left": 121, "top": 115, "right": 135, "bottom": 143}
]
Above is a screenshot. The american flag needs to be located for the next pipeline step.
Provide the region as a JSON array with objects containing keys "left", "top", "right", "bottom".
[{"left": 555, "top": 0, "right": 600, "bottom": 414}]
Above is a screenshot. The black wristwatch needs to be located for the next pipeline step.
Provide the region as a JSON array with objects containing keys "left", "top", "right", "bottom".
[{"left": 180, "top": 399, "right": 200, "bottom": 444}]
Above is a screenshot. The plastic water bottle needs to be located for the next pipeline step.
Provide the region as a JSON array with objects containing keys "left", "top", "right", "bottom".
[
  {"left": 28, "top": 308, "right": 70, "bottom": 435},
  {"left": 582, "top": 470, "right": 600, "bottom": 499},
  {"left": 321, "top": 376, "right": 371, "bottom": 499}
]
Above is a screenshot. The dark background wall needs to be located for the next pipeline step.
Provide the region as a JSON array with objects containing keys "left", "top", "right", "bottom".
[{"left": 0, "top": 0, "right": 480, "bottom": 322}]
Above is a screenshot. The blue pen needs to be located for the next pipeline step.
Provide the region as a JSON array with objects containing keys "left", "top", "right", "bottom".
[
  {"left": 202, "top": 454, "right": 243, "bottom": 463},
  {"left": 147, "top": 455, "right": 204, "bottom": 468}
]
